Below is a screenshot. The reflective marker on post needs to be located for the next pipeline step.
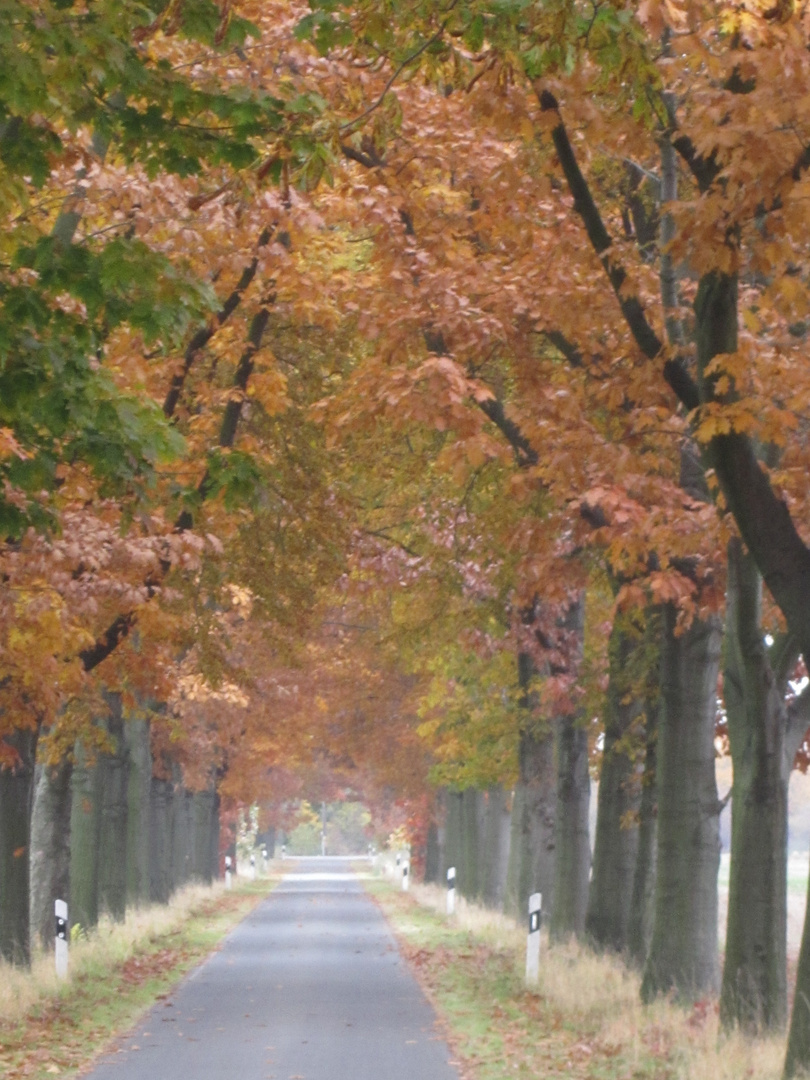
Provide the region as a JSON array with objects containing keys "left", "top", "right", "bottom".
[
  {"left": 525, "top": 892, "right": 542, "bottom": 983},
  {"left": 446, "top": 866, "right": 456, "bottom": 915},
  {"left": 55, "top": 899, "right": 68, "bottom": 979},
  {"left": 225, "top": 854, "right": 232, "bottom": 890}
]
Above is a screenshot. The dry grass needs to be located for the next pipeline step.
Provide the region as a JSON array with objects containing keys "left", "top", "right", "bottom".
[
  {"left": 373, "top": 868, "right": 788, "bottom": 1080},
  {"left": 0, "top": 877, "right": 277, "bottom": 1080},
  {"left": 0, "top": 882, "right": 222, "bottom": 1023}
]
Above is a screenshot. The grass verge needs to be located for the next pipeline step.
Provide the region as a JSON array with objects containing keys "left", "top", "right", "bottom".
[
  {"left": 367, "top": 875, "right": 787, "bottom": 1080},
  {"left": 0, "top": 876, "right": 276, "bottom": 1080}
]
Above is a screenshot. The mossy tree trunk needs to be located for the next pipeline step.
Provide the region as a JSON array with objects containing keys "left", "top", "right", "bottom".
[
  {"left": 641, "top": 606, "right": 723, "bottom": 1002},
  {"left": 0, "top": 725, "right": 39, "bottom": 965}
]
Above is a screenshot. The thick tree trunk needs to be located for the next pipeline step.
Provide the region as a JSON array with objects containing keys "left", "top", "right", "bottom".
[
  {"left": 627, "top": 695, "right": 659, "bottom": 967},
  {"left": 641, "top": 606, "right": 722, "bottom": 1002},
  {"left": 98, "top": 705, "right": 129, "bottom": 921},
  {"left": 190, "top": 787, "right": 217, "bottom": 883},
  {"left": 548, "top": 594, "right": 590, "bottom": 940},
  {"left": 505, "top": 657, "right": 556, "bottom": 920},
  {"left": 29, "top": 757, "right": 73, "bottom": 951},
  {"left": 721, "top": 539, "right": 789, "bottom": 1031},
  {"left": 210, "top": 790, "right": 221, "bottom": 878},
  {"left": 125, "top": 716, "right": 151, "bottom": 907},
  {"left": 549, "top": 712, "right": 591, "bottom": 940},
  {"left": 171, "top": 778, "right": 193, "bottom": 891},
  {"left": 444, "top": 788, "right": 463, "bottom": 883},
  {"left": 480, "top": 786, "right": 512, "bottom": 909},
  {"left": 149, "top": 776, "right": 175, "bottom": 903},
  {"left": 459, "top": 788, "right": 482, "bottom": 900},
  {"left": 586, "top": 615, "right": 644, "bottom": 952},
  {"left": 69, "top": 739, "right": 101, "bottom": 931},
  {"left": 424, "top": 821, "right": 440, "bottom": 884},
  {"left": 0, "top": 725, "right": 39, "bottom": 965}
]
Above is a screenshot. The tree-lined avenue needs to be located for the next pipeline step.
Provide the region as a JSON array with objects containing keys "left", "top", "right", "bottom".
[{"left": 80, "top": 858, "right": 459, "bottom": 1080}]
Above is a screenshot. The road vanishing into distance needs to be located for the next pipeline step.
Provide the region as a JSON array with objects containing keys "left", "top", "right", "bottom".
[{"left": 81, "top": 858, "right": 461, "bottom": 1080}]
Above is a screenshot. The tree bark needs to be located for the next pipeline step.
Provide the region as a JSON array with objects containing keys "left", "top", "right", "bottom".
[
  {"left": 721, "top": 538, "right": 807, "bottom": 1032},
  {"left": 190, "top": 787, "right": 217, "bottom": 883},
  {"left": 97, "top": 704, "right": 129, "bottom": 921},
  {"left": 480, "top": 786, "right": 512, "bottom": 909},
  {"left": 69, "top": 739, "right": 101, "bottom": 931},
  {"left": 627, "top": 693, "right": 659, "bottom": 967},
  {"left": 505, "top": 654, "right": 556, "bottom": 920},
  {"left": 171, "top": 776, "right": 193, "bottom": 891},
  {"left": 586, "top": 614, "right": 645, "bottom": 952},
  {"left": 641, "top": 606, "right": 723, "bottom": 1002},
  {"left": 444, "top": 788, "right": 463, "bottom": 884},
  {"left": 29, "top": 757, "right": 73, "bottom": 951},
  {"left": 0, "top": 725, "right": 39, "bottom": 964},
  {"left": 549, "top": 711, "right": 591, "bottom": 939},
  {"left": 459, "top": 788, "right": 482, "bottom": 900},
  {"left": 149, "top": 776, "right": 175, "bottom": 904},
  {"left": 548, "top": 594, "right": 590, "bottom": 940},
  {"left": 125, "top": 716, "right": 151, "bottom": 907}
]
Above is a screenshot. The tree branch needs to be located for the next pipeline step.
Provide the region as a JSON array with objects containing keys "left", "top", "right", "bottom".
[
  {"left": 537, "top": 88, "right": 700, "bottom": 412},
  {"left": 163, "top": 225, "right": 274, "bottom": 418}
]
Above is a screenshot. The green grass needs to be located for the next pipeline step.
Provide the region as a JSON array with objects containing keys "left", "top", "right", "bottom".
[{"left": 0, "top": 877, "right": 276, "bottom": 1080}]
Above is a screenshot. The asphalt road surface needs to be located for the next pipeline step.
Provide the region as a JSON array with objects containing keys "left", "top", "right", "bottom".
[{"left": 82, "top": 857, "right": 461, "bottom": 1080}]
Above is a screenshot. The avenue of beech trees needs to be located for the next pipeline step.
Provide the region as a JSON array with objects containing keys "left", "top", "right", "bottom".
[{"left": 3, "top": 0, "right": 810, "bottom": 1074}]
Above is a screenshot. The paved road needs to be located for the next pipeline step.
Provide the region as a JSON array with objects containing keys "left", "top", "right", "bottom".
[{"left": 82, "top": 858, "right": 460, "bottom": 1080}]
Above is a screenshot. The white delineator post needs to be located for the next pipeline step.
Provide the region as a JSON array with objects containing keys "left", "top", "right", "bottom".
[
  {"left": 402, "top": 862, "right": 409, "bottom": 891},
  {"left": 250, "top": 854, "right": 256, "bottom": 880},
  {"left": 525, "top": 892, "right": 542, "bottom": 983},
  {"left": 225, "top": 854, "right": 232, "bottom": 889},
  {"left": 54, "top": 899, "right": 68, "bottom": 979},
  {"left": 446, "top": 866, "right": 456, "bottom": 915}
]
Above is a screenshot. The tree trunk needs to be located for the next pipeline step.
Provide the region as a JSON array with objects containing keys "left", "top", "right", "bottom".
[
  {"left": 549, "top": 712, "right": 591, "bottom": 940},
  {"left": 444, "top": 788, "right": 463, "bottom": 882},
  {"left": 548, "top": 594, "right": 590, "bottom": 940},
  {"left": 480, "top": 786, "right": 512, "bottom": 909},
  {"left": 720, "top": 538, "right": 795, "bottom": 1031},
  {"left": 459, "top": 788, "right": 481, "bottom": 900},
  {"left": 424, "top": 821, "right": 440, "bottom": 884},
  {"left": 191, "top": 787, "right": 217, "bottom": 883},
  {"left": 149, "top": 776, "right": 175, "bottom": 903},
  {"left": 627, "top": 693, "right": 659, "bottom": 967},
  {"left": 505, "top": 655, "right": 556, "bottom": 920},
  {"left": 171, "top": 777, "right": 193, "bottom": 891},
  {"left": 125, "top": 716, "right": 151, "bottom": 907},
  {"left": 586, "top": 615, "right": 644, "bottom": 952},
  {"left": 69, "top": 739, "right": 101, "bottom": 931},
  {"left": 641, "top": 606, "right": 722, "bottom": 1002},
  {"left": 29, "top": 757, "right": 73, "bottom": 951},
  {"left": 97, "top": 704, "right": 129, "bottom": 921},
  {"left": 0, "top": 725, "right": 39, "bottom": 965}
]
